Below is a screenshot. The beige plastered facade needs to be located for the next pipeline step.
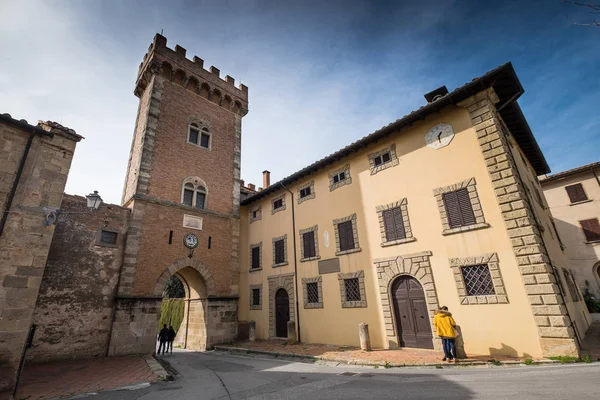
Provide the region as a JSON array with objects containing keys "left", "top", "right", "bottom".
[
  {"left": 541, "top": 168, "right": 600, "bottom": 298},
  {"left": 239, "top": 89, "right": 590, "bottom": 358}
]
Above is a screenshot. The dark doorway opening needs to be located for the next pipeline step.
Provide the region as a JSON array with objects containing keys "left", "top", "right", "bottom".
[{"left": 275, "top": 288, "right": 290, "bottom": 338}]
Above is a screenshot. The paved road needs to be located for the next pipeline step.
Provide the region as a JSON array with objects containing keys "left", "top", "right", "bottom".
[{"left": 94, "top": 350, "right": 600, "bottom": 399}]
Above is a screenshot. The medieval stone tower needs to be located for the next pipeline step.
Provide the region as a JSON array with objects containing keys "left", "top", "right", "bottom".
[{"left": 108, "top": 34, "right": 249, "bottom": 355}]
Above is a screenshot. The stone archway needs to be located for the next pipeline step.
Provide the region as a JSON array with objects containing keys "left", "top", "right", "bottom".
[
  {"left": 153, "top": 259, "right": 218, "bottom": 352},
  {"left": 373, "top": 251, "right": 441, "bottom": 350},
  {"left": 267, "top": 273, "right": 295, "bottom": 338}
]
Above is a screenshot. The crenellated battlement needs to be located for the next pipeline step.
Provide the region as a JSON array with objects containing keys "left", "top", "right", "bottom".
[{"left": 135, "top": 34, "right": 248, "bottom": 116}]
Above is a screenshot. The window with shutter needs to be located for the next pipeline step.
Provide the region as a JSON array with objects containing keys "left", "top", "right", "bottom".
[
  {"left": 303, "top": 231, "right": 316, "bottom": 258},
  {"left": 274, "top": 239, "right": 285, "bottom": 264},
  {"left": 251, "top": 246, "right": 260, "bottom": 269},
  {"left": 580, "top": 218, "right": 600, "bottom": 242},
  {"left": 382, "top": 207, "right": 406, "bottom": 242},
  {"left": 565, "top": 183, "right": 588, "bottom": 204},
  {"left": 338, "top": 221, "right": 355, "bottom": 251},
  {"left": 443, "top": 188, "right": 476, "bottom": 228}
]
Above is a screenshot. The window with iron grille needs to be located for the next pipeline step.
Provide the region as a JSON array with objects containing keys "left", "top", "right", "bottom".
[
  {"left": 251, "top": 246, "right": 261, "bottom": 269},
  {"left": 565, "top": 183, "right": 588, "bottom": 204},
  {"left": 302, "top": 231, "right": 316, "bottom": 258},
  {"left": 100, "top": 230, "right": 117, "bottom": 245},
  {"left": 337, "top": 220, "right": 355, "bottom": 251},
  {"left": 460, "top": 265, "right": 495, "bottom": 296},
  {"left": 443, "top": 188, "right": 476, "bottom": 228},
  {"left": 252, "top": 288, "right": 261, "bottom": 306},
  {"left": 274, "top": 239, "right": 285, "bottom": 264},
  {"left": 373, "top": 151, "right": 391, "bottom": 167},
  {"left": 306, "top": 282, "right": 319, "bottom": 304},
  {"left": 344, "top": 278, "right": 361, "bottom": 302},
  {"left": 382, "top": 207, "right": 406, "bottom": 242},
  {"left": 580, "top": 218, "right": 600, "bottom": 242}
]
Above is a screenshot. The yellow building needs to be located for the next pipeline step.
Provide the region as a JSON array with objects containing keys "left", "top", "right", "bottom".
[
  {"left": 238, "top": 63, "right": 591, "bottom": 358},
  {"left": 540, "top": 162, "right": 600, "bottom": 298}
]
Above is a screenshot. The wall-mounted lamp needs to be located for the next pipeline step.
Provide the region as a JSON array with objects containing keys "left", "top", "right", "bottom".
[{"left": 86, "top": 190, "right": 103, "bottom": 211}]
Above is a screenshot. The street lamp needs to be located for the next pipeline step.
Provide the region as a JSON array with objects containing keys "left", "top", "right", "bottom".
[{"left": 85, "top": 190, "right": 103, "bottom": 210}]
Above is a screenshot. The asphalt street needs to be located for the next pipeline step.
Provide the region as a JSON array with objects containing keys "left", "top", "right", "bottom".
[{"left": 92, "top": 350, "right": 600, "bottom": 399}]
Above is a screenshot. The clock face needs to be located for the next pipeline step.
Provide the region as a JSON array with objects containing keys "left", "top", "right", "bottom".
[
  {"left": 183, "top": 233, "right": 199, "bottom": 249},
  {"left": 425, "top": 123, "right": 455, "bottom": 150}
]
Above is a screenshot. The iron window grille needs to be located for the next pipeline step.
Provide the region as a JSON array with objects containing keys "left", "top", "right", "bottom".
[
  {"left": 252, "top": 288, "right": 261, "bottom": 306},
  {"left": 251, "top": 247, "right": 261, "bottom": 269},
  {"left": 382, "top": 207, "right": 406, "bottom": 241},
  {"left": 344, "top": 278, "right": 361, "bottom": 302},
  {"left": 100, "top": 230, "right": 117, "bottom": 245},
  {"left": 461, "top": 265, "right": 495, "bottom": 296},
  {"left": 306, "top": 282, "right": 319, "bottom": 304},
  {"left": 442, "top": 188, "right": 476, "bottom": 228},
  {"left": 274, "top": 239, "right": 285, "bottom": 264}
]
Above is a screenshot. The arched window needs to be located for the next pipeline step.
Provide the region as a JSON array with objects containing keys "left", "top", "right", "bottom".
[
  {"left": 187, "top": 123, "right": 211, "bottom": 149},
  {"left": 182, "top": 179, "right": 207, "bottom": 209}
]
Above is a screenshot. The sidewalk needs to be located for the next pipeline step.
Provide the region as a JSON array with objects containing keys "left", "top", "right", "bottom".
[
  {"left": 215, "top": 340, "right": 533, "bottom": 367},
  {"left": 1, "top": 355, "right": 163, "bottom": 400}
]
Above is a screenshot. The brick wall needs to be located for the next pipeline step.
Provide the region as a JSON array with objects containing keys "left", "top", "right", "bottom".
[
  {"left": 27, "top": 195, "right": 130, "bottom": 362},
  {"left": 0, "top": 119, "right": 81, "bottom": 390}
]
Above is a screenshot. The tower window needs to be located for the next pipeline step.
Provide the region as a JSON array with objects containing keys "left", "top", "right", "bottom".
[
  {"left": 188, "top": 124, "right": 211, "bottom": 150},
  {"left": 181, "top": 179, "right": 207, "bottom": 210},
  {"left": 200, "top": 128, "right": 210, "bottom": 149},
  {"left": 188, "top": 123, "right": 200, "bottom": 145}
]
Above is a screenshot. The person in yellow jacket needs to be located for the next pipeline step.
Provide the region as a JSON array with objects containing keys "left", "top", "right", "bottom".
[{"left": 433, "top": 306, "right": 458, "bottom": 362}]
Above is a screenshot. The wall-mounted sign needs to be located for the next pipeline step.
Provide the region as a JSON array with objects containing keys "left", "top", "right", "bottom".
[
  {"left": 324, "top": 231, "right": 330, "bottom": 248},
  {"left": 183, "top": 214, "right": 203, "bottom": 231}
]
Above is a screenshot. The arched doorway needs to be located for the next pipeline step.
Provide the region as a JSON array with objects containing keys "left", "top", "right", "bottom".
[
  {"left": 391, "top": 276, "right": 433, "bottom": 349},
  {"left": 275, "top": 289, "right": 290, "bottom": 338}
]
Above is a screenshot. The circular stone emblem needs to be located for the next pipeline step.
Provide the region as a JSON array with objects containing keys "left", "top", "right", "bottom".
[{"left": 183, "top": 232, "right": 199, "bottom": 249}]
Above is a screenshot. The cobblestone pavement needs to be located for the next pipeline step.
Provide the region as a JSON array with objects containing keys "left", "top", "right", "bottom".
[{"left": 1, "top": 356, "right": 160, "bottom": 400}]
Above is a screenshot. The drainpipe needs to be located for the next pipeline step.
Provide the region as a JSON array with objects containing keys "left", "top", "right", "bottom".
[
  {"left": 0, "top": 133, "right": 34, "bottom": 239},
  {"left": 591, "top": 166, "right": 600, "bottom": 187},
  {"left": 280, "top": 182, "right": 301, "bottom": 343}
]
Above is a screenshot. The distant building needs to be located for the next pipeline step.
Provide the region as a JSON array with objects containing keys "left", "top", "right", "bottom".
[{"left": 540, "top": 162, "right": 600, "bottom": 298}]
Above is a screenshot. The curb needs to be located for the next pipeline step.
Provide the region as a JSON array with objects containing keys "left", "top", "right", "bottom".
[
  {"left": 144, "top": 355, "right": 173, "bottom": 380},
  {"left": 213, "top": 346, "right": 580, "bottom": 368}
]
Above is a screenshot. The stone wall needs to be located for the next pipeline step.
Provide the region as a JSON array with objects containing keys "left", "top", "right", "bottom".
[
  {"left": 108, "top": 297, "right": 161, "bottom": 356},
  {"left": 0, "top": 118, "right": 81, "bottom": 390},
  {"left": 27, "top": 195, "right": 130, "bottom": 362}
]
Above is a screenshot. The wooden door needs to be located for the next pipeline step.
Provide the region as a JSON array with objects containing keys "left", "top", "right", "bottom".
[
  {"left": 392, "top": 276, "right": 433, "bottom": 349},
  {"left": 275, "top": 289, "right": 289, "bottom": 338}
]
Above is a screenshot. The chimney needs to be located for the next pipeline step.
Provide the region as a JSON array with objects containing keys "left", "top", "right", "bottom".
[
  {"left": 258, "top": 187, "right": 263, "bottom": 191},
  {"left": 262, "top": 170, "right": 271, "bottom": 188},
  {"left": 424, "top": 86, "right": 449, "bottom": 103},
  {"left": 248, "top": 183, "right": 256, "bottom": 191},
  {"left": 240, "top": 179, "right": 245, "bottom": 187}
]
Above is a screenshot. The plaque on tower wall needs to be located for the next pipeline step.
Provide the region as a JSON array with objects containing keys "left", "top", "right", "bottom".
[{"left": 183, "top": 214, "right": 203, "bottom": 231}]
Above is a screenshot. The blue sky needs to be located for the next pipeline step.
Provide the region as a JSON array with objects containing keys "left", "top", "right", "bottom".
[{"left": 0, "top": 0, "right": 598, "bottom": 204}]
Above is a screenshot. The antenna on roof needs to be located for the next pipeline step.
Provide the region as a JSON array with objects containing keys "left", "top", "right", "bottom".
[{"left": 160, "top": 29, "right": 163, "bottom": 35}]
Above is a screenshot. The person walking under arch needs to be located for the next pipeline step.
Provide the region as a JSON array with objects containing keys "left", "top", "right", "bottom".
[
  {"left": 434, "top": 306, "right": 458, "bottom": 363},
  {"left": 157, "top": 324, "right": 169, "bottom": 356},
  {"left": 167, "top": 325, "right": 176, "bottom": 353}
]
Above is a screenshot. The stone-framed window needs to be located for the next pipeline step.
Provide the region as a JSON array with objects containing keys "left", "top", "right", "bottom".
[
  {"left": 181, "top": 176, "right": 208, "bottom": 210},
  {"left": 297, "top": 180, "right": 315, "bottom": 204},
  {"left": 328, "top": 164, "right": 352, "bottom": 192},
  {"left": 96, "top": 229, "right": 118, "bottom": 248},
  {"left": 333, "top": 213, "right": 361, "bottom": 256},
  {"left": 368, "top": 143, "right": 399, "bottom": 175},
  {"left": 187, "top": 123, "right": 211, "bottom": 150},
  {"left": 249, "top": 284, "right": 262, "bottom": 310},
  {"left": 337, "top": 270, "right": 367, "bottom": 308},
  {"left": 302, "top": 276, "right": 323, "bottom": 309},
  {"left": 376, "top": 198, "right": 416, "bottom": 247},
  {"left": 249, "top": 242, "right": 262, "bottom": 271},
  {"left": 433, "top": 177, "right": 488, "bottom": 235},
  {"left": 271, "top": 194, "right": 286, "bottom": 215},
  {"left": 249, "top": 205, "right": 262, "bottom": 223},
  {"left": 449, "top": 253, "right": 508, "bottom": 305},
  {"left": 272, "top": 234, "right": 288, "bottom": 267},
  {"left": 299, "top": 225, "right": 320, "bottom": 262}
]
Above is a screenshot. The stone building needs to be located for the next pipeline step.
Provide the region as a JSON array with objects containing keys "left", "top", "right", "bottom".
[
  {"left": 0, "top": 115, "right": 82, "bottom": 389},
  {"left": 540, "top": 162, "right": 600, "bottom": 298},
  {"left": 238, "top": 64, "right": 591, "bottom": 358},
  {"left": 0, "top": 34, "right": 594, "bottom": 391}
]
